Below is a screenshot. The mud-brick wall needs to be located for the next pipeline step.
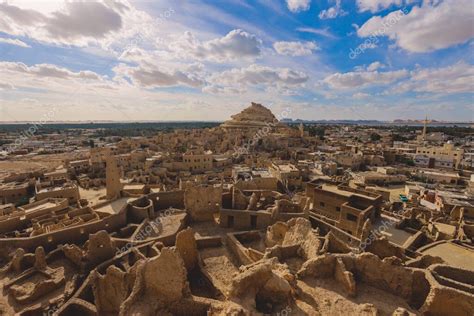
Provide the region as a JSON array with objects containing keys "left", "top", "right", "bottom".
[
  {"left": 129, "top": 198, "right": 154, "bottom": 222},
  {"left": 226, "top": 233, "right": 254, "bottom": 266},
  {"left": 0, "top": 212, "right": 127, "bottom": 252},
  {"left": 149, "top": 190, "right": 185, "bottom": 211},
  {"left": 309, "top": 215, "right": 361, "bottom": 246},
  {"left": 184, "top": 186, "right": 222, "bottom": 222},
  {"left": 234, "top": 177, "right": 278, "bottom": 191},
  {"left": 220, "top": 208, "right": 272, "bottom": 230}
]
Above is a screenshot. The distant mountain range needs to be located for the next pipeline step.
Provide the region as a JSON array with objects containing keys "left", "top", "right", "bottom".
[{"left": 281, "top": 119, "right": 473, "bottom": 125}]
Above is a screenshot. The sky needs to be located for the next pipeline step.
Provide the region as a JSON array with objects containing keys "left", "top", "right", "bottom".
[{"left": 0, "top": 0, "right": 473, "bottom": 122}]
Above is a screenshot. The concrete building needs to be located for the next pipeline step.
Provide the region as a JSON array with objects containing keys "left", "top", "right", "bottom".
[
  {"left": 416, "top": 142, "right": 464, "bottom": 168},
  {"left": 306, "top": 182, "right": 382, "bottom": 237}
]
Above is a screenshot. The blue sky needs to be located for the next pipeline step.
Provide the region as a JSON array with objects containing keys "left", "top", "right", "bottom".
[{"left": 0, "top": 0, "right": 473, "bottom": 122}]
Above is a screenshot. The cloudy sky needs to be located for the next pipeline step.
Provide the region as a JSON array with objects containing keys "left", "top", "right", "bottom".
[{"left": 0, "top": 0, "right": 473, "bottom": 122}]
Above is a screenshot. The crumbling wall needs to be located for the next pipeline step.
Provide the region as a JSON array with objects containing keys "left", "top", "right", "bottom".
[
  {"left": 149, "top": 190, "right": 185, "bottom": 211},
  {"left": 220, "top": 209, "right": 272, "bottom": 230},
  {"left": 92, "top": 265, "right": 133, "bottom": 314},
  {"left": 121, "top": 247, "right": 190, "bottom": 315},
  {"left": 282, "top": 218, "right": 321, "bottom": 259},
  {"left": 234, "top": 177, "right": 278, "bottom": 191},
  {"left": 365, "top": 237, "right": 406, "bottom": 260},
  {"left": 298, "top": 252, "right": 432, "bottom": 309},
  {"left": 185, "top": 186, "right": 222, "bottom": 222},
  {"left": 232, "top": 187, "right": 249, "bottom": 210},
  {"left": 265, "top": 221, "right": 288, "bottom": 247},
  {"left": 175, "top": 227, "right": 199, "bottom": 271},
  {"left": 420, "top": 266, "right": 474, "bottom": 316},
  {"left": 228, "top": 258, "right": 295, "bottom": 313},
  {"left": 86, "top": 230, "right": 116, "bottom": 267}
]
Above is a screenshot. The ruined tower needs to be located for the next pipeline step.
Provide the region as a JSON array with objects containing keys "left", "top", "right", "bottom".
[{"left": 106, "top": 155, "right": 121, "bottom": 200}]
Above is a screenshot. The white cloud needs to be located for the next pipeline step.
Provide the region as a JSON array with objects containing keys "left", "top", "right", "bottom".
[
  {"left": 45, "top": 2, "right": 122, "bottom": 40},
  {"left": 353, "top": 92, "right": 371, "bottom": 99},
  {"left": 296, "top": 27, "right": 337, "bottom": 39},
  {"left": 0, "top": 61, "right": 124, "bottom": 98},
  {"left": 366, "top": 61, "right": 385, "bottom": 71},
  {"left": 0, "top": 1, "right": 123, "bottom": 46},
  {"left": 286, "top": 0, "right": 311, "bottom": 13},
  {"left": 202, "top": 85, "right": 246, "bottom": 95},
  {"left": 1, "top": 62, "right": 101, "bottom": 80},
  {"left": 0, "top": 37, "right": 30, "bottom": 48},
  {"left": 170, "top": 29, "right": 262, "bottom": 62},
  {"left": 0, "top": 0, "right": 155, "bottom": 50},
  {"left": 323, "top": 69, "right": 408, "bottom": 89},
  {"left": 319, "top": 0, "right": 348, "bottom": 19},
  {"left": 273, "top": 41, "right": 319, "bottom": 56},
  {"left": 358, "top": 0, "right": 474, "bottom": 53},
  {"left": 113, "top": 64, "right": 205, "bottom": 88},
  {"left": 206, "top": 64, "right": 308, "bottom": 94},
  {"left": 0, "top": 82, "right": 15, "bottom": 90},
  {"left": 357, "top": 0, "right": 402, "bottom": 13},
  {"left": 390, "top": 62, "right": 474, "bottom": 94}
]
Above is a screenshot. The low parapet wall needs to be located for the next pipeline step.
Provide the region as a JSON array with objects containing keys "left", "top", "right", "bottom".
[
  {"left": 226, "top": 231, "right": 256, "bottom": 266},
  {"left": 148, "top": 190, "right": 185, "bottom": 211},
  {"left": 309, "top": 214, "right": 361, "bottom": 246},
  {"left": 129, "top": 198, "right": 154, "bottom": 222},
  {"left": 220, "top": 208, "right": 272, "bottom": 230},
  {"left": 0, "top": 211, "right": 127, "bottom": 252}
]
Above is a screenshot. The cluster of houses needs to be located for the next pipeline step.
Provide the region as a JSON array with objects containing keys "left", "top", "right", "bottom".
[{"left": 0, "top": 103, "right": 473, "bottom": 315}]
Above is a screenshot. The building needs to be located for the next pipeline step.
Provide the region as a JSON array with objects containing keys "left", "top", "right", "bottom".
[
  {"left": 416, "top": 169, "right": 461, "bottom": 185},
  {"left": 0, "top": 182, "right": 30, "bottom": 205},
  {"left": 333, "top": 151, "right": 364, "bottom": 170},
  {"left": 352, "top": 171, "right": 407, "bottom": 186},
  {"left": 44, "top": 169, "right": 69, "bottom": 183},
  {"left": 67, "top": 159, "right": 91, "bottom": 174},
  {"left": 306, "top": 182, "right": 383, "bottom": 237},
  {"left": 269, "top": 162, "right": 302, "bottom": 189},
  {"left": 182, "top": 149, "right": 213, "bottom": 173},
  {"left": 416, "top": 142, "right": 464, "bottom": 168},
  {"left": 35, "top": 182, "right": 80, "bottom": 204}
]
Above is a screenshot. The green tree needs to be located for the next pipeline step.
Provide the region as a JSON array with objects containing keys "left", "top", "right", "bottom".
[{"left": 370, "top": 133, "right": 381, "bottom": 142}]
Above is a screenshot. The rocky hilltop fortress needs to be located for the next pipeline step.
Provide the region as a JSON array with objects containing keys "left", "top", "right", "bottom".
[
  {"left": 0, "top": 102, "right": 473, "bottom": 315},
  {"left": 220, "top": 102, "right": 289, "bottom": 132}
]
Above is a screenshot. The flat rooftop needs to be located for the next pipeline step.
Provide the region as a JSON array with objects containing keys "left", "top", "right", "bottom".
[
  {"left": 94, "top": 197, "right": 135, "bottom": 214},
  {"left": 321, "top": 184, "right": 380, "bottom": 200},
  {"left": 273, "top": 164, "right": 298, "bottom": 172},
  {"left": 420, "top": 241, "right": 474, "bottom": 271},
  {"left": 373, "top": 214, "right": 413, "bottom": 246},
  {"left": 24, "top": 202, "right": 56, "bottom": 213},
  {"left": 123, "top": 184, "right": 146, "bottom": 189}
]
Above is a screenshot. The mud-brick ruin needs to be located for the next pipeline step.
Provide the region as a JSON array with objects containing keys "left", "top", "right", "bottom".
[{"left": 0, "top": 103, "right": 473, "bottom": 315}]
